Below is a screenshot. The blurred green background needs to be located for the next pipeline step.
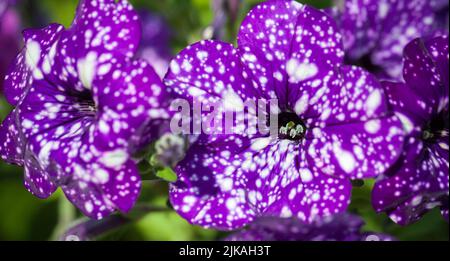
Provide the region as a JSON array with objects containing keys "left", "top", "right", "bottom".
[{"left": 0, "top": 0, "right": 448, "bottom": 241}]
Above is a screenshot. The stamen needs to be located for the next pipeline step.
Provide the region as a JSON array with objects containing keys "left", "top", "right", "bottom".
[
  {"left": 422, "top": 130, "right": 434, "bottom": 140},
  {"left": 278, "top": 112, "right": 307, "bottom": 141},
  {"left": 75, "top": 100, "right": 97, "bottom": 116}
]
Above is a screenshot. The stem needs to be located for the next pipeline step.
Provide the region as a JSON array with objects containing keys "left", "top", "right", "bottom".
[
  {"left": 59, "top": 205, "right": 170, "bottom": 241},
  {"left": 50, "top": 194, "right": 76, "bottom": 241},
  {"left": 209, "top": 0, "right": 241, "bottom": 41},
  {"left": 60, "top": 215, "right": 129, "bottom": 241},
  {"left": 211, "top": 0, "right": 227, "bottom": 40}
]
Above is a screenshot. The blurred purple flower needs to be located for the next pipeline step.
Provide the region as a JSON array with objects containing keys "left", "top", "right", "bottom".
[
  {"left": 0, "top": 1, "right": 6, "bottom": 17},
  {"left": 372, "top": 35, "right": 449, "bottom": 225},
  {"left": 137, "top": 12, "right": 172, "bottom": 79},
  {"left": 431, "top": 0, "right": 449, "bottom": 31},
  {"left": 165, "top": 0, "right": 404, "bottom": 230},
  {"left": 0, "top": 0, "right": 172, "bottom": 219},
  {"left": 0, "top": 0, "right": 20, "bottom": 93},
  {"left": 226, "top": 213, "right": 395, "bottom": 241},
  {"left": 328, "top": 0, "right": 448, "bottom": 80}
]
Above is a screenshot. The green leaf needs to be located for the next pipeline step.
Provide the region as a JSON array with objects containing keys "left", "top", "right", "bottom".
[
  {"left": 0, "top": 96, "right": 12, "bottom": 121},
  {"left": 39, "top": 0, "right": 78, "bottom": 27},
  {"left": 49, "top": 193, "right": 76, "bottom": 240},
  {"left": 156, "top": 167, "right": 178, "bottom": 183}
]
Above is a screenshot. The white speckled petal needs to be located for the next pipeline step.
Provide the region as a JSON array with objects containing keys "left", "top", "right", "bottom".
[
  {"left": 299, "top": 66, "right": 389, "bottom": 127},
  {"left": 62, "top": 159, "right": 140, "bottom": 219},
  {"left": 237, "top": 0, "right": 344, "bottom": 108},
  {"left": 0, "top": 111, "right": 23, "bottom": 165},
  {"left": 171, "top": 138, "right": 352, "bottom": 230},
  {"left": 244, "top": 140, "right": 352, "bottom": 223},
  {"left": 305, "top": 115, "right": 405, "bottom": 179},
  {"left": 403, "top": 36, "right": 449, "bottom": 110},
  {"left": 70, "top": 0, "right": 141, "bottom": 56},
  {"left": 23, "top": 149, "right": 57, "bottom": 199},
  {"left": 373, "top": 138, "right": 449, "bottom": 225},
  {"left": 3, "top": 23, "right": 65, "bottom": 106},
  {"left": 165, "top": 40, "right": 260, "bottom": 102},
  {"left": 170, "top": 142, "right": 256, "bottom": 230},
  {"left": 164, "top": 40, "right": 263, "bottom": 151}
]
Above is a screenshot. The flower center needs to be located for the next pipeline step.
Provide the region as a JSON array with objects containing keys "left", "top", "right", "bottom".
[
  {"left": 75, "top": 93, "right": 97, "bottom": 117},
  {"left": 348, "top": 53, "right": 384, "bottom": 75},
  {"left": 422, "top": 110, "right": 449, "bottom": 143},
  {"left": 278, "top": 111, "right": 307, "bottom": 141}
]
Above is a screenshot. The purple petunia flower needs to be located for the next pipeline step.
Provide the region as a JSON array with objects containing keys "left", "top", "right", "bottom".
[
  {"left": 0, "top": 0, "right": 171, "bottom": 219},
  {"left": 225, "top": 213, "right": 395, "bottom": 241},
  {"left": 0, "top": 0, "right": 20, "bottom": 93},
  {"left": 164, "top": 0, "right": 404, "bottom": 230},
  {"left": 372, "top": 35, "right": 449, "bottom": 225},
  {"left": 327, "top": 0, "right": 447, "bottom": 80},
  {"left": 137, "top": 11, "right": 172, "bottom": 79}
]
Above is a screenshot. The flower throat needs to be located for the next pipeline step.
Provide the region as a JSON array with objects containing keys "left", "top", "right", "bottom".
[{"left": 278, "top": 111, "right": 307, "bottom": 141}]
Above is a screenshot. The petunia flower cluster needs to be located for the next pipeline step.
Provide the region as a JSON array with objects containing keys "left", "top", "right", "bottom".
[{"left": 0, "top": 0, "right": 448, "bottom": 237}]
